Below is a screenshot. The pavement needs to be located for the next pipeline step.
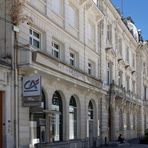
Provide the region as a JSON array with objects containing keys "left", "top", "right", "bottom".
[{"left": 99, "top": 138, "right": 148, "bottom": 148}]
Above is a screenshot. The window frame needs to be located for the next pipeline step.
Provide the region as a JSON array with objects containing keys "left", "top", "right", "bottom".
[
  {"left": 88, "top": 62, "right": 92, "bottom": 75},
  {"left": 69, "top": 96, "right": 77, "bottom": 140},
  {"left": 68, "top": 3, "right": 78, "bottom": 28},
  {"left": 29, "top": 28, "right": 41, "bottom": 49},
  {"left": 69, "top": 52, "right": 75, "bottom": 66},
  {"left": 52, "top": 40, "right": 60, "bottom": 59}
]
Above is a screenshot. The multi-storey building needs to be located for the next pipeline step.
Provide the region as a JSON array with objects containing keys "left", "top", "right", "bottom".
[
  {"left": 0, "top": 0, "right": 148, "bottom": 148},
  {"left": 137, "top": 41, "right": 148, "bottom": 131}
]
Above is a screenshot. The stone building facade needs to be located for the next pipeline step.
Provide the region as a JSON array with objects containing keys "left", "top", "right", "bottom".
[{"left": 0, "top": 0, "right": 148, "bottom": 148}]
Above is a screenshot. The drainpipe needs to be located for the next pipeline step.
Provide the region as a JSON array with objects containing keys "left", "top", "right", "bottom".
[{"left": 13, "top": 25, "right": 19, "bottom": 148}]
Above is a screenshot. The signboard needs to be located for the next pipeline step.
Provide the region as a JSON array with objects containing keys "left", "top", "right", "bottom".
[
  {"left": 23, "top": 75, "right": 41, "bottom": 97},
  {"left": 23, "top": 102, "right": 42, "bottom": 107}
]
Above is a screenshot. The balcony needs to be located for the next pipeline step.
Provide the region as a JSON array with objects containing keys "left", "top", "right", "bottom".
[
  {"left": 80, "top": 0, "right": 104, "bottom": 22},
  {"left": 110, "top": 82, "right": 140, "bottom": 104}
]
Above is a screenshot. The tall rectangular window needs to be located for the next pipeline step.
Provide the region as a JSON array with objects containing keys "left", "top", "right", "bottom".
[
  {"left": 126, "top": 46, "right": 129, "bottom": 63},
  {"left": 52, "top": 41, "right": 60, "bottom": 58},
  {"left": 144, "top": 86, "right": 147, "bottom": 100},
  {"left": 29, "top": 29, "right": 40, "bottom": 49},
  {"left": 132, "top": 81, "right": 136, "bottom": 94},
  {"left": 107, "top": 62, "right": 112, "bottom": 85},
  {"left": 118, "top": 71, "right": 122, "bottom": 87},
  {"left": 119, "top": 38, "right": 122, "bottom": 56},
  {"left": 68, "top": 4, "right": 78, "bottom": 28},
  {"left": 87, "top": 22, "right": 95, "bottom": 41},
  {"left": 132, "top": 54, "right": 135, "bottom": 68},
  {"left": 107, "top": 24, "right": 112, "bottom": 44},
  {"left": 70, "top": 52, "right": 75, "bottom": 66},
  {"left": 88, "top": 62, "right": 92, "bottom": 75},
  {"left": 126, "top": 76, "right": 130, "bottom": 91}
]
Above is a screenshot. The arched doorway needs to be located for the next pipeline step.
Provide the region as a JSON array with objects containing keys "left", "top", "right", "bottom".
[
  {"left": 51, "top": 91, "right": 63, "bottom": 142},
  {"left": 69, "top": 96, "right": 77, "bottom": 140},
  {"left": 88, "top": 100, "right": 94, "bottom": 148},
  {"left": 29, "top": 90, "right": 46, "bottom": 147}
]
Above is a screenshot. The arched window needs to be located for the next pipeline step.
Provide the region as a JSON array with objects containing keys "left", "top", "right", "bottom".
[
  {"left": 88, "top": 101, "right": 93, "bottom": 120},
  {"left": 69, "top": 96, "right": 77, "bottom": 139},
  {"left": 29, "top": 90, "right": 46, "bottom": 147},
  {"left": 51, "top": 91, "right": 63, "bottom": 142}
]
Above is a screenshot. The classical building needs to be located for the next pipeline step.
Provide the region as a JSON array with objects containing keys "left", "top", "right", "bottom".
[{"left": 0, "top": 0, "right": 148, "bottom": 148}]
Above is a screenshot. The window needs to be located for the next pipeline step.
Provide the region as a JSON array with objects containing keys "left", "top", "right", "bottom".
[
  {"left": 115, "top": 30, "right": 118, "bottom": 50},
  {"left": 70, "top": 52, "right": 75, "bottom": 66},
  {"left": 88, "top": 101, "right": 93, "bottom": 120},
  {"left": 29, "top": 90, "right": 46, "bottom": 147},
  {"left": 107, "top": 62, "right": 112, "bottom": 85},
  {"left": 126, "top": 113, "right": 130, "bottom": 130},
  {"left": 132, "top": 54, "right": 135, "bottom": 68},
  {"left": 87, "top": 22, "right": 95, "bottom": 41},
  {"left": 52, "top": 0, "right": 62, "bottom": 15},
  {"left": 126, "top": 46, "right": 129, "bottom": 63},
  {"left": 52, "top": 41, "right": 60, "bottom": 58},
  {"left": 133, "top": 115, "right": 136, "bottom": 130},
  {"left": 87, "top": 100, "right": 94, "bottom": 138},
  {"left": 68, "top": 4, "right": 78, "bottom": 28},
  {"left": 51, "top": 91, "right": 63, "bottom": 142},
  {"left": 126, "top": 76, "right": 130, "bottom": 91},
  {"left": 119, "top": 38, "right": 122, "bottom": 56},
  {"left": 88, "top": 62, "right": 92, "bottom": 75},
  {"left": 29, "top": 29, "right": 40, "bottom": 48},
  {"left": 118, "top": 71, "right": 123, "bottom": 87},
  {"left": 132, "top": 81, "right": 136, "bottom": 94},
  {"left": 143, "top": 62, "right": 146, "bottom": 75},
  {"left": 107, "top": 24, "right": 112, "bottom": 44},
  {"left": 144, "top": 86, "right": 147, "bottom": 100},
  {"left": 119, "top": 110, "right": 123, "bottom": 131},
  {"left": 69, "top": 96, "right": 77, "bottom": 139}
]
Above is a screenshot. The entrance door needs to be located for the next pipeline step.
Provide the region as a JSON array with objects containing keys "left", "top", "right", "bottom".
[
  {"left": 89, "top": 120, "right": 93, "bottom": 148},
  {"left": 0, "top": 92, "right": 3, "bottom": 148}
]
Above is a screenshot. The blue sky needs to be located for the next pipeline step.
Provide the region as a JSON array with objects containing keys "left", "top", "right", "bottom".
[{"left": 112, "top": 0, "right": 148, "bottom": 40}]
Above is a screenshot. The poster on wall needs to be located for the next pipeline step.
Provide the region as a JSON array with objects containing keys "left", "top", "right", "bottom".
[{"left": 23, "top": 75, "right": 41, "bottom": 97}]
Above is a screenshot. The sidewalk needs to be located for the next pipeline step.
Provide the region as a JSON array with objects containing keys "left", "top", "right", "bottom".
[{"left": 98, "top": 138, "right": 148, "bottom": 148}]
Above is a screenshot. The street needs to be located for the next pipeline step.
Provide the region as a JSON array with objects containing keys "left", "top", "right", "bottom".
[
  {"left": 100, "top": 144, "right": 148, "bottom": 148},
  {"left": 100, "top": 139, "right": 148, "bottom": 148}
]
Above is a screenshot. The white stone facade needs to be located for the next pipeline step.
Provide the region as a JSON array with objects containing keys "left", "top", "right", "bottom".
[{"left": 0, "top": 0, "right": 148, "bottom": 148}]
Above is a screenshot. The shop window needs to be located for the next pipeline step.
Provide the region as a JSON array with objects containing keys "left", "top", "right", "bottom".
[
  {"left": 29, "top": 90, "right": 46, "bottom": 147},
  {"left": 88, "top": 101, "right": 93, "bottom": 120},
  {"left": 51, "top": 91, "right": 63, "bottom": 142},
  {"left": 69, "top": 96, "right": 77, "bottom": 139}
]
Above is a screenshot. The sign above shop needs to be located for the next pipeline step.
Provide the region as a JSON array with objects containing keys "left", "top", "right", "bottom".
[{"left": 23, "top": 75, "right": 41, "bottom": 97}]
